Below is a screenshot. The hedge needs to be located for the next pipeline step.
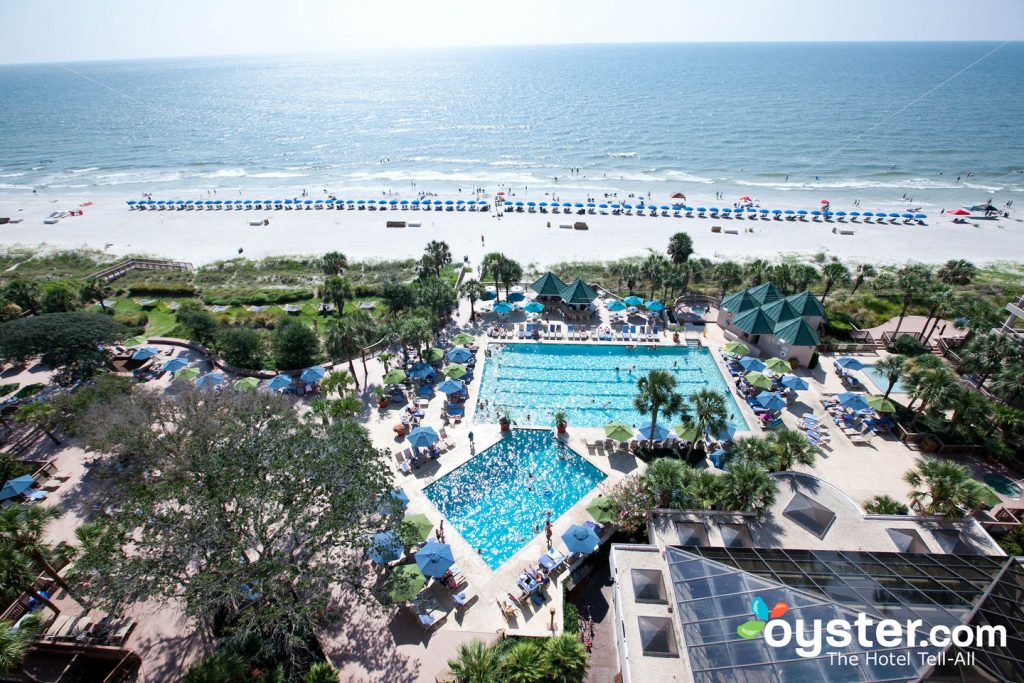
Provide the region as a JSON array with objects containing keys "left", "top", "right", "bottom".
[
  {"left": 126, "top": 282, "right": 198, "bottom": 297},
  {"left": 200, "top": 288, "right": 312, "bottom": 306}
]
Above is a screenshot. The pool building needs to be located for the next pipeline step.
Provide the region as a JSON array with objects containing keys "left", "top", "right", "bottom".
[{"left": 717, "top": 283, "right": 825, "bottom": 367}]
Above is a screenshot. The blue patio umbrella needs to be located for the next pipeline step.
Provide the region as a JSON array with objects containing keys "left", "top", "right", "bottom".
[
  {"left": 755, "top": 391, "right": 787, "bottom": 412},
  {"left": 493, "top": 301, "right": 514, "bottom": 314},
  {"left": 409, "top": 363, "right": 434, "bottom": 379},
  {"left": 888, "top": 212, "right": 900, "bottom": 218},
  {"left": 607, "top": 300, "right": 627, "bottom": 312},
  {"left": 447, "top": 347, "right": 473, "bottom": 364},
  {"left": 131, "top": 347, "right": 159, "bottom": 361},
  {"left": 368, "top": 530, "right": 404, "bottom": 565},
  {"left": 644, "top": 300, "right": 664, "bottom": 311},
  {"left": 797, "top": 210, "right": 808, "bottom": 215},
  {"left": 0, "top": 475, "right": 36, "bottom": 501},
  {"left": 196, "top": 372, "right": 224, "bottom": 389},
  {"left": 435, "top": 379, "right": 466, "bottom": 395},
  {"left": 722, "top": 208, "right": 732, "bottom": 213},
  {"left": 712, "top": 424, "right": 738, "bottom": 442},
  {"left": 268, "top": 374, "right": 293, "bottom": 390},
  {"left": 811, "top": 210, "right": 822, "bottom": 216},
  {"left": 562, "top": 524, "right": 600, "bottom": 555},
  {"left": 162, "top": 358, "right": 188, "bottom": 373},
  {"left": 849, "top": 211, "right": 861, "bottom": 216},
  {"left": 915, "top": 213, "right": 927, "bottom": 219},
  {"left": 524, "top": 301, "right": 544, "bottom": 313},
  {"left": 300, "top": 366, "right": 326, "bottom": 383},
  {"left": 835, "top": 357, "right": 865, "bottom": 371},
  {"left": 415, "top": 540, "right": 455, "bottom": 577},
  {"left": 407, "top": 426, "right": 439, "bottom": 449},
  {"left": 780, "top": 374, "right": 809, "bottom": 391},
  {"left": 378, "top": 489, "right": 410, "bottom": 515},
  {"left": 527, "top": 201, "right": 536, "bottom": 206},
  {"left": 901, "top": 213, "right": 913, "bottom": 218},
  {"left": 835, "top": 211, "right": 847, "bottom": 216},
  {"left": 697, "top": 207, "right": 707, "bottom": 212},
  {"left": 507, "top": 291, "right": 526, "bottom": 302},
  {"left": 623, "top": 295, "right": 644, "bottom": 306},
  {"left": 837, "top": 392, "right": 871, "bottom": 412},
  {"left": 862, "top": 211, "right": 874, "bottom": 217},
  {"left": 784, "top": 210, "right": 795, "bottom": 215},
  {"left": 738, "top": 356, "right": 767, "bottom": 373},
  {"left": 637, "top": 421, "right": 671, "bottom": 441},
  {"left": 772, "top": 209, "right": 782, "bottom": 214}
]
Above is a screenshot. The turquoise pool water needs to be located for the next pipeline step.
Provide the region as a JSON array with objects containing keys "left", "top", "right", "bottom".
[
  {"left": 476, "top": 344, "right": 748, "bottom": 431},
  {"left": 424, "top": 429, "right": 606, "bottom": 569},
  {"left": 862, "top": 364, "right": 910, "bottom": 394}
]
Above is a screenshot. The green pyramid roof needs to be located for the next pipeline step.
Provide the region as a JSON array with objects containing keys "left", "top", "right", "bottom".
[
  {"left": 774, "top": 317, "right": 820, "bottom": 347},
  {"left": 786, "top": 291, "right": 826, "bottom": 317},
  {"left": 747, "top": 282, "right": 784, "bottom": 305},
  {"left": 559, "top": 279, "right": 598, "bottom": 305},
  {"left": 761, "top": 298, "right": 803, "bottom": 324},
  {"left": 531, "top": 271, "right": 568, "bottom": 297},
  {"left": 721, "top": 290, "right": 761, "bottom": 314},
  {"left": 731, "top": 307, "right": 777, "bottom": 335}
]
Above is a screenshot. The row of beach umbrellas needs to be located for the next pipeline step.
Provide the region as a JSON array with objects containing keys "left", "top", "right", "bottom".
[{"left": 127, "top": 198, "right": 491, "bottom": 210}]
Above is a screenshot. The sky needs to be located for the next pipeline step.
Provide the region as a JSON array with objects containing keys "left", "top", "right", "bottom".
[{"left": 0, "top": 0, "right": 1022, "bottom": 64}]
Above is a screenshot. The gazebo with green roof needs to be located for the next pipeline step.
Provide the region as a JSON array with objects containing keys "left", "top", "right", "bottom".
[
  {"left": 774, "top": 317, "right": 820, "bottom": 347},
  {"left": 531, "top": 271, "right": 568, "bottom": 301},
  {"left": 730, "top": 308, "right": 777, "bottom": 336},
  {"left": 747, "top": 282, "right": 783, "bottom": 305},
  {"left": 762, "top": 298, "right": 803, "bottom": 324},
  {"left": 720, "top": 290, "right": 761, "bottom": 316},
  {"left": 786, "top": 291, "right": 826, "bottom": 319},
  {"left": 559, "top": 279, "right": 599, "bottom": 310}
]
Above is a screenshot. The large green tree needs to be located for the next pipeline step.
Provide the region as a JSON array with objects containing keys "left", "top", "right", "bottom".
[
  {"left": 666, "top": 232, "right": 694, "bottom": 264},
  {"left": 217, "top": 327, "right": 266, "bottom": 369},
  {"left": 72, "top": 388, "right": 394, "bottom": 667},
  {"left": 0, "top": 312, "right": 126, "bottom": 384},
  {"left": 272, "top": 317, "right": 320, "bottom": 370},
  {"left": 176, "top": 301, "right": 220, "bottom": 346},
  {"left": 904, "top": 458, "right": 981, "bottom": 519},
  {"left": 40, "top": 280, "right": 81, "bottom": 314},
  {"left": 717, "top": 460, "right": 777, "bottom": 516},
  {"left": 683, "top": 389, "right": 730, "bottom": 459},
  {"left": 423, "top": 240, "right": 452, "bottom": 278},
  {"left": 321, "top": 275, "right": 353, "bottom": 316},
  {"left": 320, "top": 251, "right": 348, "bottom": 276},
  {"left": 633, "top": 370, "right": 683, "bottom": 445}
]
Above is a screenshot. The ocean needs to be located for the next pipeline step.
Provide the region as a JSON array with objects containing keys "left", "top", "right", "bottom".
[{"left": 1, "top": 42, "right": 1022, "bottom": 208}]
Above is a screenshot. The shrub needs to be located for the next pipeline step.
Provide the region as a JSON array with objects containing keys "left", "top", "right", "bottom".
[
  {"left": 352, "top": 284, "right": 382, "bottom": 298},
  {"left": 272, "top": 318, "right": 320, "bottom": 370},
  {"left": 127, "top": 282, "right": 197, "bottom": 297},
  {"left": 218, "top": 327, "right": 266, "bottom": 370},
  {"left": 201, "top": 288, "right": 311, "bottom": 306},
  {"left": 13, "top": 383, "right": 44, "bottom": 400},
  {"left": 889, "top": 334, "right": 928, "bottom": 357},
  {"left": 113, "top": 312, "right": 148, "bottom": 329},
  {"left": 0, "top": 384, "right": 18, "bottom": 397},
  {"left": 562, "top": 583, "right": 579, "bottom": 631}
]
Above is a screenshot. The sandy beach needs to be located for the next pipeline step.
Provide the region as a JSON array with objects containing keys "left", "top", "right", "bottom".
[{"left": 0, "top": 191, "right": 1020, "bottom": 267}]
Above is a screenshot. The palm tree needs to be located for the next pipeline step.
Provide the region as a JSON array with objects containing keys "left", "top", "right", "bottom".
[
  {"left": 819, "top": 263, "right": 850, "bottom": 303},
  {"left": 481, "top": 253, "right": 508, "bottom": 301},
  {"left": 500, "top": 639, "right": 546, "bottom": 683},
  {"left": 863, "top": 495, "right": 908, "bottom": 515},
  {"left": 713, "top": 261, "right": 743, "bottom": 298},
  {"left": 396, "top": 316, "right": 433, "bottom": 360},
  {"left": 742, "top": 259, "right": 770, "bottom": 287},
  {"left": 718, "top": 460, "right": 777, "bottom": 516},
  {"left": 874, "top": 354, "right": 907, "bottom": 400},
  {"left": 726, "top": 435, "right": 773, "bottom": 468},
  {"left": 903, "top": 458, "right": 981, "bottom": 519},
  {"left": 667, "top": 232, "right": 694, "bottom": 264},
  {"left": 642, "top": 458, "right": 689, "bottom": 507},
  {"left": 459, "top": 280, "right": 486, "bottom": 321},
  {"left": 902, "top": 358, "right": 957, "bottom": 429},
  {"left": 633, "top": 370, "right": 683, "bottom": 446},
  {"left": 499, "top": 258, "right": 524, "bottom": 299},
  {"left": 677, "top": 260, "right": 700, "bottom": 296},
  {"left": 541, "top": 633, "right": 589, "bottom": 683},
  {"left": 685, "top": 389, "right": 729, "bottom": 458},
  {"left": 323, "top": 317, "right": 363, "bottom": 390},
  {"left": 987, "top": 404, "right": 1024, "bottom": 439},
  {"left": 921, "top": 288, "right": 962, "bottom": 344},
  {"left": 790, "top": 264, "right": 820, "bottom": 293},
  {"left": 13, "top": 403, "right": 60, "bottom": 445},
  {"left": 304, "top": 662, "right": 341, "bottom": 683},
  {"left": 321, "top": 251, "right": 348, "bottom": 276},
  {"left": 959, "top": 333, "right": 1019, "bottom": 391},
  {"left": 891, "top": 265, "right": 932, "bottom": 336},
  {"left": 0, "top": 614, "right": 42, "bottom": 682},
  {"left": 991, "top": 358, "right": 1024, "bottom": 403},
  {"left": 849, "top": 263, "right": 877, "bottom": 296},
  {"left": 945, "top": 387, "right": 993, "bottom": 440},
  {"left": 681, "top": 469, "right": 722, "bottom": 510},
  {"left": 936, "top": 258, "right": 977, "bottom": 286},
  {"left": 80, "top": 278, "right": 112, "bottom": 312},
  {"left": 0, "top": 506, "right": 72, "bottom": 594},
  {"left": 641, "top": 254, "right": 668, "bottom": 299},
  {"left": 766, "top": 429, "right": 820, "bottom": 471},
  {"left": 377, "top": 351, "right": 395, "bottom": 374},
  {"left": 447, "top": 640, "right": 500, "bottom": 683},
  {"left": 321, "top": 275, "right": 353, "bottom": 316},
  {"left": 320, "top": 371, "right": 354, "bottom": 398},
  {"left": 424, "top": 240, "right": 452, "bottom": 277},
  {"left": 0, "top": 543, "right": 60, "bottom": 615}
]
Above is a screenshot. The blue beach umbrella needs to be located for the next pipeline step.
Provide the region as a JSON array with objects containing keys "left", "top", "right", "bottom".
[
  {"left": 467, "top": 200, "right": 476, "bottom": 205},
  {"left": 562, "top": 202, "right": 572, "bottom": 207},
  {"left": 612, "top": 203, "right": 621, "bottom": 209},
  {"left": 600, "top": 203, "right": 609, "bottom": 209},
  {"left": 747, "top": 207, "right": 757, "bottom": 213},
  {"left": 755, "top": 391, "right": 787, "bottom": 412},
  {"left": 389, "top": 199, "right": 398, "bottom": 205},
  {"left": 411, "top": 200, "right": 420, "bottom": 205},
  {"left": 837, "top": 392, "right": 871, "bottom": 412},
  {"left": 835, "top": 211, "right": 846, "bottom": 216},
  {"left": 300, "top": 366, "right": 326, "bottom": 383},
  {"left": 433, "top": 200, "right": 442, "bottom": 205},
  {"left": 408, "top": 363, "right": 434, "bottom": 379},
  {"left": 784, "top": 209, "right": 795, "bottom": 215},
  {"left": 400, "top": 200, "right": 409, "bottom": 205},
  {"left": 773, "top": 209, "right": 782, "bottom": 214},
  {"left": 524, "top": 301, "right": 544, "bottom": 313},
  {"left": 493, "top": 301, "right": 514, "bottom": 314},
  {"left": 162, "top": 358, "right": 188, "bottom": 373},
  {"left": 811, "top": 210, "right": 822, "bottom": 216},
  {"left": 446, "top": 347, "right": 473, "bottom": 364},
  {"left": 644, "top": 300, "right": 664, "bottom": 311},
  {"left": 415, "top": 540, "right": 455, "bottom": 577},
  {"left": 0, "top": 475, "right": 35, "bottom": 501},
  {"left": 539, "top": 201, "right": 548, "bottom": 206},
  {"left": 196, "top": 372, "right": 224, "bottom": 389},
  {"left": 607, "top": 300, "right": 627, "bottom": 312},
  {"left": 915, "top": 213, "right": 927, "bottom": 219},
  {"left": 407, "top": 426, "right": 439, "bottom": 449},
  {"left": 835, "top": 357, "right": 865, "bottom": 371},
  {"left": 127, "top": 200, "right": 136, "bottom": 205},
  {"left": 527, "top": 201, "right": 536, "bottom": 207},
  {"left": 901, "top": 213, "right": 913, "bottom": 218},
  {"left": 659, "top": 205, "right": 670, "bottom": 210},
  {"left": 267, "top": 374, "right": 293, "bottom": 390},
  {"left": 797, "top": 210, "right": 808, "bottom": 215},
  {"left": 780, "top": 374, "right": 809, "bottom": 391},
  {"left": 849, "top": 211, "right": 861, "bottom": 216},
  {"left": 131, "top": 347, "right": 159, "bottom": 361},
  {"left": 574, "top": 203, "right": 584, "bottom": 208},
  {"left": 623, "top": 204, "right": 633, "bottom": 209},
  {"left": 760, "top": 209, "right": 769, "bottom": 214},
  {"left": 445, "top": 200, "right": 454, "bottom": 205},
  {"left": 623, "top": 295, "right": 644, "bottom": 306},
  {"left": 888, "top": 212, "right": 901, "bottom": 218},
  {"left": 562, "top": 524, "right": 600, "bottom": 555},
  {"left": 378, "top": 489, "right": 410, "bottom": 515},
  {"left": 435, "top": 379, "right": 466, "bottom": 395},
  {"left": 507, "top": 291, "right": 526, "bottom": 302},
  {"left": 587, "top": 203, "right": 596, "bottom": 208},
  {"left": 738, "top": 356, "right": 767, "bottom": 373},
  {"left": 368, "top": 531, "right": 404, "bottom": 565},
  {"left": 456, "top": 199, "right": 464, "bottom": 204},
  {"left": 637, "top": 421, "right": 671, "bottom": 441},
  {"left": 722, "top": 208, "right": 732, "bottom": 213},
  {"left": 697, "top": 207, "right": 706, "bottom": 212},
  {"left": 862, "top": 211, "right": 874, "bottom": 217}
]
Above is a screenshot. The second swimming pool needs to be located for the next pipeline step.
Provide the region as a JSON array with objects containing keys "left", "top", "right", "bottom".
[{"left": 476, "top": 343, "right": 749, "bottom": 431}]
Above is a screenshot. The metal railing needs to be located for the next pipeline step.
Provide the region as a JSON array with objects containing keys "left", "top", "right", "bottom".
[{"left": 86, "top": 258, "right": 193, "bottom": 283}]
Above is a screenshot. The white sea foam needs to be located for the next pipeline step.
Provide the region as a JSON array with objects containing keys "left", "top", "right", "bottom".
[
  {"left": 249, "top": 172, "right": 309, "bottom": 178},
  {"left": 69, "top": 167, "right": 100, "bottom": 174},
  {"left": 199, "top": 168, "right": 247, "bottom": 179},
  {"left": 0, "top": 172, "right": 26, "bottom": 178}
]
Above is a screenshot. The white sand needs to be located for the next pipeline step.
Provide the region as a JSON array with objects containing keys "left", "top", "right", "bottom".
[{"left": 0, "top": 192, "right": 1020, "bottom": 267}]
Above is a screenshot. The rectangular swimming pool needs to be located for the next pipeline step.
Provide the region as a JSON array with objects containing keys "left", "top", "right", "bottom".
[
  {"left": 424, "top": 429, "right": 606, "bottom": 569},
  {"left": 862, "top": 364, "right": 910, "bottom": 394},
  {"left": 476, "top": 343, "right": 749, "bottom": 431}
]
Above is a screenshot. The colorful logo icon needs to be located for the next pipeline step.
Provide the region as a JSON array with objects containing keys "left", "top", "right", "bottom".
[{"left": 737, "top": 597, "right": 789, "bottom": 639}]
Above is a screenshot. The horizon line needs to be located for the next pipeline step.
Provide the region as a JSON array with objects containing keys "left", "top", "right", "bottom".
[{"left": 1, "top": 39, "right": 1020, "bottom": 67}]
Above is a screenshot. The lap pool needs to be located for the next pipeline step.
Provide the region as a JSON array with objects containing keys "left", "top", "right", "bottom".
[
  {"left": 424, "top": 429, "right": 606, "bottom": 569},
  {"left": 475, "top": 343, "right": 748, "bottom": 431}
]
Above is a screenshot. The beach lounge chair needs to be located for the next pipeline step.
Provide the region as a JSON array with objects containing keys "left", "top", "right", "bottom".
[
  {"left": 414, "top": 607, "right": 447, "bottom": 631},
  {"left": 566, "top": 324, "right": 575, "bottom": 340},
  {"left": 453, "top": 591, "right": 478, "bottom": 610},
  {"left": 497, "top": 599, "right": 518, "bottom": 621}
]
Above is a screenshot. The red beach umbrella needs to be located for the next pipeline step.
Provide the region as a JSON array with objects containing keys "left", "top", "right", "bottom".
[
  {"left": 497, "top": 191, "right": 505, "bottom": 196},
  {"left": 739, "top": 196, "right": 752, "bottom": 202},
  {"left": 820, "top": 199, "right": 830, "bottom": 204},
  {"left": 949, "top": 208, "right": 970, "bottom": 216}
]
